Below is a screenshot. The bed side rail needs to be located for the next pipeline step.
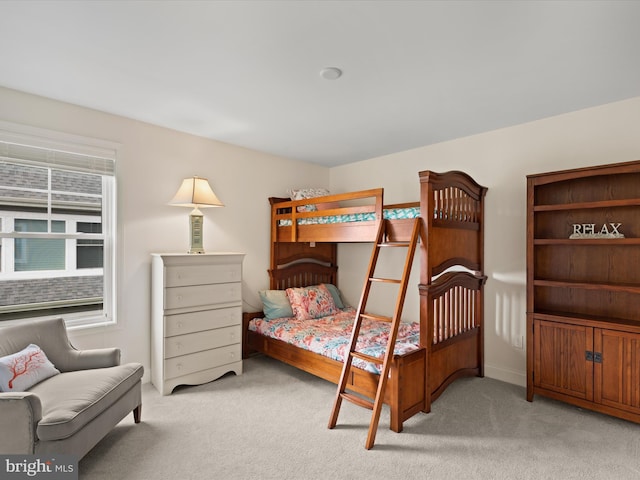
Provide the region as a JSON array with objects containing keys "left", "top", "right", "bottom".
[{"left": 272, "top": 188, "right": 384, "bottom": 242}]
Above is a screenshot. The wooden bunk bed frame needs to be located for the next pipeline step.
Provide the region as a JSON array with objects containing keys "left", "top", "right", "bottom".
[{"left": 243, "top": 170, "right": 487, "bottom": 433}]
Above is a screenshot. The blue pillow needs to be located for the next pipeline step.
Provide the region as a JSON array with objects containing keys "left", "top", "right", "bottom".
[
  {"left": 323, "top": 283, "right": 346, "bottom": 309},
  {"left": 259, "top": 290, "right": 294, "bottom": 320}
]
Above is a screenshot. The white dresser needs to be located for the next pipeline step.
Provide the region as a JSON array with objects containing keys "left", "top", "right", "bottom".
[{"left": 151, "top": 252, "right": 245, "bottom": 395}]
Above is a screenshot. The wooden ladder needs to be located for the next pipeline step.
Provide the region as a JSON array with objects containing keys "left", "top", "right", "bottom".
[{"left": 328, "top": 217, "right": 422, "bottom": 449}]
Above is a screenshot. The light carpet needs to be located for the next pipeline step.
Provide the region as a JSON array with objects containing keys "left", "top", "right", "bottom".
[{"left": 80, "top": 355, "right": 640, "bottom": 480}]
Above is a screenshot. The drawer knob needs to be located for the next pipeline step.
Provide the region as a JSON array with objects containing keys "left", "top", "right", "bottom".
[
  {"left": 176, "top": 364, "right": 183, "bottom": 371},
  {"left": 177, "top": 322, "right": 183, "bottom": 329},
  {"left": 176, "top": 343, "right": 182, "bottom": 350}
]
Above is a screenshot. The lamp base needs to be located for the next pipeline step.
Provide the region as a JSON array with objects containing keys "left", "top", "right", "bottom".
[{"left": 189, "top": 212, "right": 205, "bottom": 254}]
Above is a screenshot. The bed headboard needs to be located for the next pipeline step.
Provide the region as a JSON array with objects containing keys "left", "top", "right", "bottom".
[
  {"left": 419, "top": 170, "right": 487, "bottom": 279},
  {"left": 269, "top": 261, "right": 337, "bottom": 290},
  {"left": 269, "top": 238, "right": 337, "bottom": 290}
]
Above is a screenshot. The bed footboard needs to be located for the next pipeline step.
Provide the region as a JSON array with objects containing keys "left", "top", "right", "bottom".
[{"left": 420, "top": 271, "right": 487, "bottom": 412}]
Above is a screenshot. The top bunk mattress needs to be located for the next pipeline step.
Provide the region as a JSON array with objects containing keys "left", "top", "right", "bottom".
[{"left": 278, "top": 206, "right": 420, "bottom": 226}]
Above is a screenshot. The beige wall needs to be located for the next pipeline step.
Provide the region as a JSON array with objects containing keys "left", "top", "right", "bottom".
[
  {"left": 329, "top": 96, "right": 640, "bottom": 385},
  {"left": 0, "top": 86, "right": 329, "bottom": 378},
  {"left": 3, "top": 85, "right": 640, "bottom": 388}
]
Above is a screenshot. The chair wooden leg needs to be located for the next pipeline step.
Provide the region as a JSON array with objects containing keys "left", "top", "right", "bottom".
[{"left": 133, "top": 405, "right": 142, "bottom": 424}]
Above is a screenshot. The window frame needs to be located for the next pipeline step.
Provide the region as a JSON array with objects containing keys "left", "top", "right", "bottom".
[{"left": 0, "top": 121, "right": 119, "bottom": 330}]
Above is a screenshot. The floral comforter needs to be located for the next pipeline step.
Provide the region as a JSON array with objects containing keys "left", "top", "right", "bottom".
[{"left": 248, "top": 307, "right": 420, "bottom": 374}]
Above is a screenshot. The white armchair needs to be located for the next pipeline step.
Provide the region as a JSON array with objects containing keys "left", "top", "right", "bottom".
[{"left": 0, "top": 317, "right": 143, "bottom": 458}]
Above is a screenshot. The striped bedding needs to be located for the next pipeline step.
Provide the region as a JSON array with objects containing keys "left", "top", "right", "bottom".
[{"left": 278, "top": 206, "right": 420, "bottom": 226}]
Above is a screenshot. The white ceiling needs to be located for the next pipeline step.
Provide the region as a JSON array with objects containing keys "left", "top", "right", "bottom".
[{"left": 1, "top": 1, "right": 640, "bottom": 167}]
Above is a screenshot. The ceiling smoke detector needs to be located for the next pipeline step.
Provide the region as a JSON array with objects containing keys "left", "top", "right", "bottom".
[{"left": 320, "top": 67, "right": 343, "bottom": 80}]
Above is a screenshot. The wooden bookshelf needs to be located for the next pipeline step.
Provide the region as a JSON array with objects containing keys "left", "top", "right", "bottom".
[{"left": 526, "top": 160, "right": 640, "bottom": 423}]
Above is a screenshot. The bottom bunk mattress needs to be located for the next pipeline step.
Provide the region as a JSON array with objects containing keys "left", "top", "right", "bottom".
[{"left": 247, "top": 307, "right": 420, "bottom": 374}]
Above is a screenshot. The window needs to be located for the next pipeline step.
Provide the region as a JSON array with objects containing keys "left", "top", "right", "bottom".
[
  {"left": 14, "top": 219, "right": 66, "bottom": 271},
  {"left": 0, "top": 124, "right": 117, "bottom": 328},
  {"left": 76, "top": 222, "right": 103, "bottom": 269}
]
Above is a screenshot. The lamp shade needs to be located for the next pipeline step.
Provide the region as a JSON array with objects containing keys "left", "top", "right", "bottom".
[{"left": 169, "top": 176, "right": 224, "bottom": 208}]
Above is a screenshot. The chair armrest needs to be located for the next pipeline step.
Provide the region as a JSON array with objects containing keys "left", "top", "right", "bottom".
[
  {"left": 0, "top": 392, "right": 42, "bottom": 454},
  {"left": 65, "top": 347, "right": 121, "bottom": 370}
]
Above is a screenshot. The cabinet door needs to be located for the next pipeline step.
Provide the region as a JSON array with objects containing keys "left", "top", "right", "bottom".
[
  {"left": 594, "top": 328, "right": 640, "bottom": 413},
  {"left": 534, "top": 319, "right": 593, "bottom": 401}
]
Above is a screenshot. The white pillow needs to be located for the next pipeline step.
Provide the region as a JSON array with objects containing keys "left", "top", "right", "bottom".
[
  {"left": 287, "top": 188, "right": 330, "bottom": 212},
  {"left": 0, "top": 344, "right": 60, "bottom": 392}
]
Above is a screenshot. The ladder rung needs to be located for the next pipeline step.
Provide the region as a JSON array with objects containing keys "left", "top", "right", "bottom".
[
  {"left": 360, "top": 313, "right": 393, "bottom": 323},
  {"left": 378, "top": 242, "right": 410, "bottom": 247},
  {"left": 369, "top": 277, "right": 401, "bottom": 284},
  {"left": 351, "top": 350, "right": 384, "bottom": 364},
  {"left": 340, "top": 392, "right": 374, "bottom": 410}
]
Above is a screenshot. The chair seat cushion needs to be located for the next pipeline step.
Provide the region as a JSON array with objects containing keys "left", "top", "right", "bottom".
[{"left": 28, "top": 363, "right": 143, "bottom": 441}]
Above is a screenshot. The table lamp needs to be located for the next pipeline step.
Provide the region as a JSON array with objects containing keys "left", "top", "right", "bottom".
[{"left": 169, "top": 176, "right": 223, "bottom": 254}]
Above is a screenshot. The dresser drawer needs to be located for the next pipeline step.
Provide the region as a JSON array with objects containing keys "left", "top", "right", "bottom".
[
  {"left": 164, "top": 325, "right": 241, "bottom": 359},
  {"left": 164, "top": 344, "right": 241, "bottom": 379},
  {"left": 165, "top": 264, "right": 242, "bottom": 287},
  {"left": 165, "top": 307, "right": 241, "bottom": 337},
  {"left": 165, "top": 282, "right": 241, "bottom": 310}
]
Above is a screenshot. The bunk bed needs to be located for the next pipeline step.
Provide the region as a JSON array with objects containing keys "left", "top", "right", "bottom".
[{"left": 243, "top": 170, "right": 487, "bottom": 433}]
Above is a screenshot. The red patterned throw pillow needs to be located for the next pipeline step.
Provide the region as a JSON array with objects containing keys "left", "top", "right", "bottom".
[
  {"left": 0, "top": 344, "right": 60, "bottom": 392},
  {"left": 286, "top": 284, "right": 339, "bottom": 321}
]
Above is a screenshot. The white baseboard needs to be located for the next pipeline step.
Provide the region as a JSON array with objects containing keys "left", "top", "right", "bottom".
[{"left": 484, "top": 363, "right": 526, "bottom": 388}]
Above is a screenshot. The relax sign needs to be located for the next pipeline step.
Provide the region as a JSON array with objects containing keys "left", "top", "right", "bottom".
[{"left": 569, "top": 223, "right": 624, "bottom": 239}]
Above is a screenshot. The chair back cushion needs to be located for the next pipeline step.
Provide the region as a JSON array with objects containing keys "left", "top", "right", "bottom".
[{"left": 0, "top": 318, "right": 82, "bottom": 372}]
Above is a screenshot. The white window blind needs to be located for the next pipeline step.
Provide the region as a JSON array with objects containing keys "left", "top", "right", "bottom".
[
  {"left": 0, "top": 140, "right": 115, "bottom": 176},
  {"left": 0, "top": 124, "right": 118, "bottom": 329}
]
